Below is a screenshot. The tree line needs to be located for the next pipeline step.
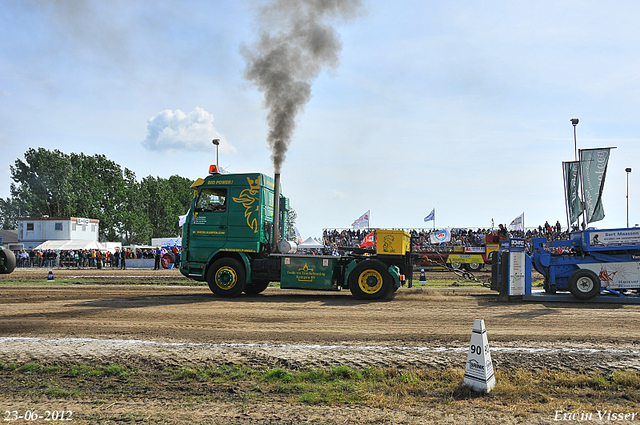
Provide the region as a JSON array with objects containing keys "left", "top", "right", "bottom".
[{"left": 0, "top": 148, "right": 192, "bottom": 244}]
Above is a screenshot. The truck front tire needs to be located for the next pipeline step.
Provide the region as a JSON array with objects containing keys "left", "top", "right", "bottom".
[
  {"left": 568, "top": 269, "right": 601, "bottom": 300},
  {"left": 207, "top": 258, "right": 246, "bottom": 297},
  {"left": 349, "top": 260, "right": 393, "bottom": 300}
]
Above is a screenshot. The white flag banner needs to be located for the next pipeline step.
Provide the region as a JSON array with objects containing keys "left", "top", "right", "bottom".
[
  {"left": 430, "top": 228, "right": 451, "bottom": 244},
  {"left": 508, "top": 213, "right": 524, "bottom": 231},
  {"left": 580, "top": 148, "right": 611, "bottom": 223},
  {"left": 178, "top": 209, "right": 190, "bottom": 227},
  {"left": 351, "top": 210, "right": 370, "bottom": 229}
]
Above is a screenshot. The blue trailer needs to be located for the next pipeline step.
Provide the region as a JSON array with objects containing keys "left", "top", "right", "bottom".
[{"left": 531, "top": 228, "right": 640, "bottom": 300}]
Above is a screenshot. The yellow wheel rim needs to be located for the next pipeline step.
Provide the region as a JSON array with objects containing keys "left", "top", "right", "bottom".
[
  {"left": 358, "top": 269, "right": 383, "bottom": 294},
  {"left": 215, "top": 266, "right": 237, "bottom": 290}
]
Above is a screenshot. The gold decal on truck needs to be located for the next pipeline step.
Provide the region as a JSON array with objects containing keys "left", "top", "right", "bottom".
[
  {"left": 285, "top": 263, "right": 327, "bottom": 282},
  {"left": 232, "top": 177, "right": 261, "bottom": 233}
]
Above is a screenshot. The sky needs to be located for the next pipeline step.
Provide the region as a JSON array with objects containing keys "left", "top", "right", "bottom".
[{"left": 2, "top": 0, "right": 640, "bottom": 239}]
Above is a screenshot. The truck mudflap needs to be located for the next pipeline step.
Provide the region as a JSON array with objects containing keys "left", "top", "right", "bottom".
[
  {"left": 180, "top": 262, "right": 206, "bottom": 280},
  {"left": 387, "top": 264, "right": 402, "bottom": 288},
  {"left": 343, "top": 260, "right": 358, "bottom": 288}
]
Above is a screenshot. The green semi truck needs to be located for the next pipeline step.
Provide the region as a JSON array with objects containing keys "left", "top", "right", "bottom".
[{"left": 179, "top": 165, "right": 413, "bottom": 300}]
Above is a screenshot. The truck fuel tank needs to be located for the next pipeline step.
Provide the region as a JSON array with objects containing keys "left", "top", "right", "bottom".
[{"left": 278, "top": 240, "right": 297, "bottom": 254}]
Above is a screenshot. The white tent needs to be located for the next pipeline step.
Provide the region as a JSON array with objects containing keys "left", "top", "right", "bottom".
[
  {"left": 298, "top": 237, "right": 324, "bottom": 249},
  {"left": 151, "top": 237, "right": 181, "bottom": 248},
  {"left": 35, "top": 240, "right": 106, "bottom": 251}
]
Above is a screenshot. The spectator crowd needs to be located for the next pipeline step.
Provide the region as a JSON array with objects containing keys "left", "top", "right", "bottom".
[
  {"left": 10, "top": 221, "right": 568, "bottom": 266},
  {"left": 322, "top": 220, "right": 569, "bottom": 254},
  {"left": 13, "top": 247, "right": 179, "bottom": 269}
]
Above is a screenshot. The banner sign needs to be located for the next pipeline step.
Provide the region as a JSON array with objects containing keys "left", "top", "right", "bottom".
[
  {"left": 586, "top": 229, "right": 640, "bottom": 249},
  {"left": 578, "top": 262, "right": 640, "bottom": 290},
  {"left": 563, "top": 161, "right": 583, "bottom": 225},
  {"left": 509, "top": 249, "right": 526, "bottom": 295},
  {"left": 430, "top": 228, "right": 451, "bottom": 244},
  {"left": 509, "top": 238, "right": 526, "bottom": 252},
  {"left": 464, "top": 247, "right": 485, "bottom": 253},
  {"left": 580, "top": 148, "right": 610, "bottom": 223}
]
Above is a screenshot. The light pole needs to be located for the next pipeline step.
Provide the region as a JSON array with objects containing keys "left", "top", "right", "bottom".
[
  {"left": 212, "top": 139, "right": 220, "bottom": 168},
  {"left": 626, "top": 167, "right": 632, "bottom": 228},
  {"left": 570, "top": 118, "right": 579, "bottom": 161}
]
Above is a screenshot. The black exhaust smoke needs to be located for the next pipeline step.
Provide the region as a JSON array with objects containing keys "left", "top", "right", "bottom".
[{"left": 242, "top": 0, "right": 363, "bottom": 174}]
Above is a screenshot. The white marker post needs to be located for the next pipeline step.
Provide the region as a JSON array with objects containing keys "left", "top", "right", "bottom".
[{"left": 463, "top": 319, "right": 495, "bottom": 393}]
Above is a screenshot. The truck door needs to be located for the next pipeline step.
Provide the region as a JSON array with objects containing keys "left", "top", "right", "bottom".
[
  {"left": 226, "top": 185, "right": 268, "bottom": 251},
  {"left": 189, "top": 187, "right": 228, "bottom": 262}
]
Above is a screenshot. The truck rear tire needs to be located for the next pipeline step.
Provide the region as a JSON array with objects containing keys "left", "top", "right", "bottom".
[
  {"left": 450, "top": 262, "right": 463, "bottom": 271},
  {"left": 465, "top": 263, "right": 483, "bottom": 272},
  {"left": 568, "top": 269, "right": 601, "bottom": 300},
  {"left": 0, "top": 249, "right": 16, "bottom": 274},
  {"left": 348, "top": 260, "right": 393, "bottom": 300},
  {"left": 244, "top": 280, "right": 270, "bottom": 295},
  {"left": 207, "top": 258, "right": 246, "bottom": 297}
]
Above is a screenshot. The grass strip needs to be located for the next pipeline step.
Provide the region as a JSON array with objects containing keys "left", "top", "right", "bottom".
[{"left": 1, "top": 361, "right": 639, "bottom": 413}]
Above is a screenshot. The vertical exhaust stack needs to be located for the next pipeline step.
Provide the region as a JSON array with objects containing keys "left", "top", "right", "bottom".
[{"left": 272, "top": 173, "right": 281, "bottom": 253}]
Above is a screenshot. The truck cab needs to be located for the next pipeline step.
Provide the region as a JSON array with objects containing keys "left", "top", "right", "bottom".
[{"left": 180, "top": 166, "right": 287, "bottom": 291}]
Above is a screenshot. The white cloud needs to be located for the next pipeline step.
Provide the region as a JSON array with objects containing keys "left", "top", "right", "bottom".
[
  {"left": 333, "top": 190, "right": 347, "bottom": 199},
  {"left": 141, "top": 107, "right": 236, "bottom": 153}
]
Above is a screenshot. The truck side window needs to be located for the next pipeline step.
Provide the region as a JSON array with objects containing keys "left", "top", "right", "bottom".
[{"left": 196, "top": 188, "right": 227, "bottom": 213}]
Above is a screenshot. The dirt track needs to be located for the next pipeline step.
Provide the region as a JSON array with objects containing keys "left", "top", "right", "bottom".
[{"left": 2, "top": 268, "right": 640, "bottom": 424}]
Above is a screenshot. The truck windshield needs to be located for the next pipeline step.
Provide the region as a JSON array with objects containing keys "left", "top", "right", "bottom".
[{"left": 195, "top": 188, "right": 227, "bottom": 213}]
